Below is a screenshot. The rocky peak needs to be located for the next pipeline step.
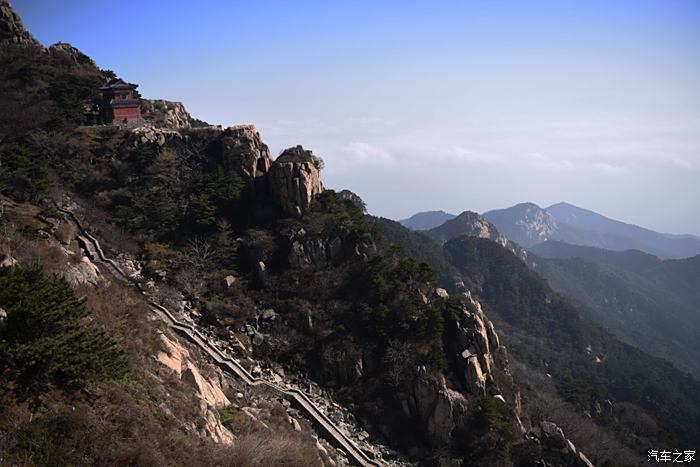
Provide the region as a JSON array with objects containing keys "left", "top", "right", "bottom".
[
  {"left": 428, "top": 210, "right": 508, "bottom": 246},
  {"left": 47, "top": 42, "right": 96, "bottom": 66},
  {"left": 269, "top": 145, "right": 324, "bottom": 217},
  {"left": 0, "top": 1, "right": 37, "bottom": 46},
  {"left": 140, "top": 99, "right": 192, "bottom": 129}
]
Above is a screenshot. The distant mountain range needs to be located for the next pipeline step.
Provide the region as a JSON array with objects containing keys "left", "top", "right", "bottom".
[
  {"left": 399, "top": 210, "right": 455, "bottom": 230},
  {"left": 482, "top": 202, "right": 700, "bottom": 259},
  {"left": 530, "top": 240, "right": 700, "bottom": 377}
]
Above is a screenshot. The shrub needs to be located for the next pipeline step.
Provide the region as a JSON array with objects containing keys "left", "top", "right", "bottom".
[{"left": 218, "top": 405, "right": 247, "bottom": 433}]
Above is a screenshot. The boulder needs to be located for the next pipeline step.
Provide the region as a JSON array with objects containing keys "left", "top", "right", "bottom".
[
  {"left": 434, "top": 288, "right": 449, "bottom": 299},
  {"left": 212, "top": 124, "right": 272, "bottom": 180},
  {"left": 0, "top": 256, "right": 17, "bottom": 267},
  {"left": 62, "top": 256, "right": 101, "bottom": 286},
  {"left": 260, "top": 308, "right": 277, "bottom": 321},
  {"left": 412, "top": 375, "right": 469, "bottom": 446},
  {"left": 268, "top": 145, "right": 323, "bottom": 216}
]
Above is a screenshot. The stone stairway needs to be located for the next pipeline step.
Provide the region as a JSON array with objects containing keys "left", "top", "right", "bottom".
[{"left": 57, "top": 205, "right": 384, "bottom": 467}]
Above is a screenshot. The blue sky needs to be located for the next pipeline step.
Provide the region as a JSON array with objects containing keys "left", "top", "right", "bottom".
[{"left": 13, "top": 0, "right": 700, "bottom": 234}]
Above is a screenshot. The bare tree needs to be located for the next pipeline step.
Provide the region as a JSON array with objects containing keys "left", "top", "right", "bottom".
[{"left": 186, "top": 236, "right": 217, "bottom": 264}]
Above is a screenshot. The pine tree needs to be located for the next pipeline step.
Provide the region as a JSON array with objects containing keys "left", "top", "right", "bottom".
[{"left": 0, "top": 267, "right": 127, "bottom": 396}]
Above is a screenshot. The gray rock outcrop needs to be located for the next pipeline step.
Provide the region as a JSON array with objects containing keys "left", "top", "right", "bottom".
[{"left": 269, "top": 145, "right": 323, "bottom": 216}]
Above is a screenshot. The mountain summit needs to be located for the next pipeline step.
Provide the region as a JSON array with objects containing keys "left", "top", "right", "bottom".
[{"left": 482, "top": 202, "right": 559, "bottom": 247}]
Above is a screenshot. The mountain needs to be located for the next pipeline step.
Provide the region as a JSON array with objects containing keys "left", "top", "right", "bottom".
[
  {"left": 530, "top": 241, "right": 700, "bottom": 377},
  {"left": 482, "top": 202, "right": 560, "bottom": 247},
  {"left": 531, "top": 240, "right": 700, "bottom": 303},
  {"left": 425, "top": 210, "right": 508, "bottom": 246},
  {"left": 482, "top": 202, "right": 700, "bottom": 259},
  {"left": 546, "top": 202, "right": 700, "bottom": 259},
  {"left": 399, "top": 210, "right": 455, "bottom": 230},
  {"left": 530, "top": 240, "right": 662, "bottom": 272}
]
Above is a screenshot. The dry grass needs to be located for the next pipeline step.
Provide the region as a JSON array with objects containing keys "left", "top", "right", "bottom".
[{"left": 215, "top": 430, "right": 323, "bottom": 467}]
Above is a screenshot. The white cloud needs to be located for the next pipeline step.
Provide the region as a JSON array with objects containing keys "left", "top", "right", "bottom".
[{"left": 344, "top": 142, "right": 395, "bottom": 166}]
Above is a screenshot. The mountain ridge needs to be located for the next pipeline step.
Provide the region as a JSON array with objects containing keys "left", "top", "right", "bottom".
[
  {"left": 479, "top": 201, "right": 700, "bottom": 259},
  {"left": 399, "top": 210, "right": 455, "bottom": 230}
]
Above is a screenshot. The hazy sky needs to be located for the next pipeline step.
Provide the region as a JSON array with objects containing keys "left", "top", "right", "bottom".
[{"left": 14, "top": 0, "right": 700, "bottom": 234}]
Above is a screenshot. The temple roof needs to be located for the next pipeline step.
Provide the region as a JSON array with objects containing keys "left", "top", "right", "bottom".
[{"left": 100, "top": 78, "right": 138, "bottom": 91}]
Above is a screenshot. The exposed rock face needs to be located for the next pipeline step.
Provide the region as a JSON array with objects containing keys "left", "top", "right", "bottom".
[
  {"left": 446, "top": 290, "right": 501, "bottom": 394},
  {"left": 62, "top": 256, "right": 101, "bottom": 286},
  {"left": 0, "top": 1, "right": 37, "bottom": 46},
  {"left": 141, "top": 99, "right": 192, "bottom": 129},
  {"left": 156, "top": 334, "right": 234, "bottom": 444},
  {"left": 211, "top": 124, "right": 272, "bottom": 181},
  {"left": 287, "top": 228, "right": 344, "bottom": 267},
  {"left": 535, "top": 421, "right": 596, "bottom": 467},
  {"left": 269, "top": 145, "right": 323, "bottom": 216},
  {"left": 410, "top": 375, "right": 469, "bottom": 446}
]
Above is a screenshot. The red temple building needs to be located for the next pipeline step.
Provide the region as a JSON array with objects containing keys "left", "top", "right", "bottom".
[{"left": 98, "top": 78, "right": 142, "bottom": 125}]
